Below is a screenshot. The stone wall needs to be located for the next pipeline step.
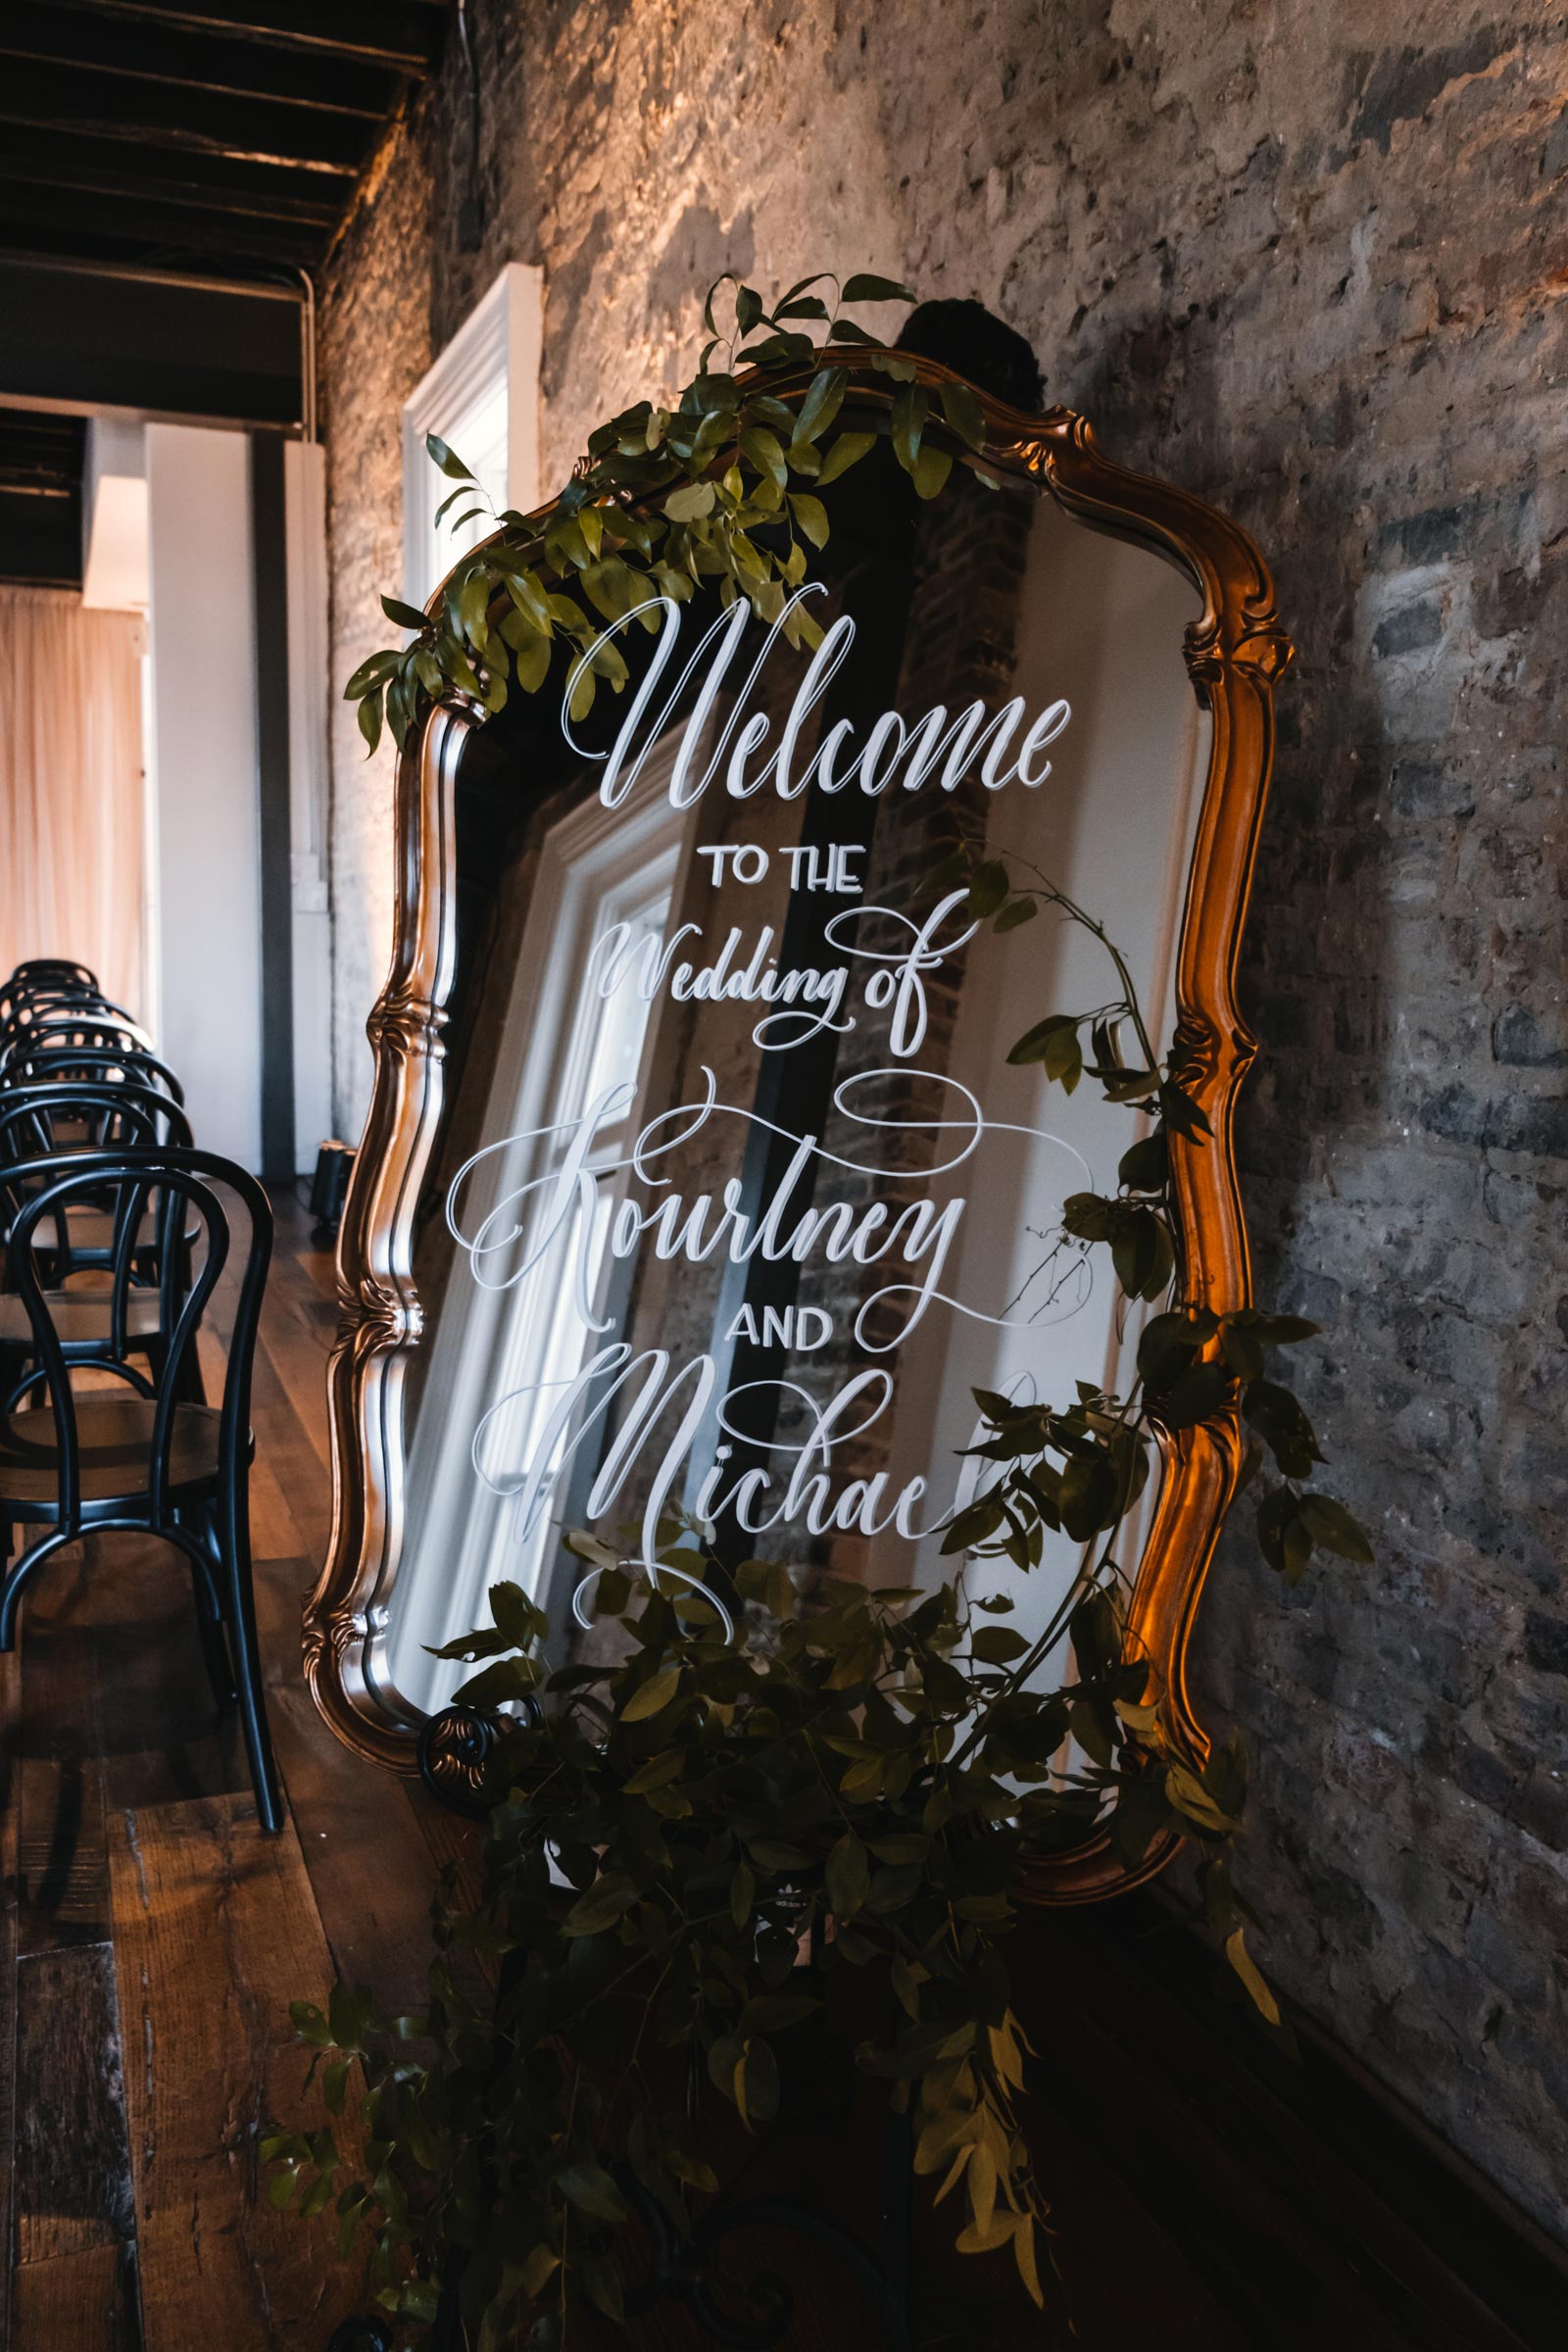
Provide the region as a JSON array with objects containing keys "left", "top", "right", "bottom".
[{"left": 317, "top": 1, "right": 1568, "bottom": 2238}]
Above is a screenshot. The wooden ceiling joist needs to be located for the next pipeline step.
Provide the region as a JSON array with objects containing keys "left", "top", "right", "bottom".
[
  {"left": 0, "top": 126, "right": 343, "bottom": 229},
  {"left": 0, "top": 1, "right": 448, "bottom": 282},
  {"left": 0, "top": 61, "right": 368, "bottom": 175},
  {"left": 1, "top": 10, "right": 401, "bottom": 120},
  {"left": 37, "top": 0, "right": 450, "bottom": 77}
]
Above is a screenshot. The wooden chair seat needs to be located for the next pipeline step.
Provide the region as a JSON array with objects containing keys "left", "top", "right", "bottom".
[
  {"left": 0, "top": 1290, "right": 164, "bottom": 1347},
  {"left": 14, "top": 1202, "right": 171, "bottom": 1254},
  {"left": 0, "top": 1396, "right": 241, "bottom": 1515}
]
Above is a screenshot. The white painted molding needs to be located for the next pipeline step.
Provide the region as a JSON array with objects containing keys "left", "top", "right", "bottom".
[
  {"left": 401, "top": 261, "right": 544, "bottom": 607},
  {"left": 283, "top": 439, "right": 330, "bottom": 914}
]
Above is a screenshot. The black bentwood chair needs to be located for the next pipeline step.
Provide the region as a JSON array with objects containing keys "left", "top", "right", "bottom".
[
  {"left": 3, "top": 1014, "right": 153, "bottom": 1064},
  {"left": 0, "top": 1088, "right": 197, "bottom": 1393},
  {"left": 0, "top": 1148, "right": 281, "bottom": 1831},
  {"left": 0, "top": 1044, "right": 186, "bottom": 1106},
  {"left": 6, "top": 959, "right": 98, "bottom": 988},
  {"left": 0, "top": 960, "right": 99, "bottom": 1015}
]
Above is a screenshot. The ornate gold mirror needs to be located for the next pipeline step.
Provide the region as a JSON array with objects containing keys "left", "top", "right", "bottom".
[{"left": 305, "top": 346, "right": 1287, "bottom": 1901}]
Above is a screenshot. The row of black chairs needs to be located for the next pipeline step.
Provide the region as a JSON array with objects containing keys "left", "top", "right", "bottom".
[{"left": 0, "top": 957, "right": 281, "bottom": 1830}]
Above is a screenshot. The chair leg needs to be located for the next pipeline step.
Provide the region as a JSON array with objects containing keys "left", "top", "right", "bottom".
[
  {"left": 0, "top": 1525, "right": 80, "bottom": 1650},
  {"left": 213, "top": 1479, "right": 282, "bottom": 1834},
  {"left": 180, "top": 1502, "right": 237, "bottom": 1707}
]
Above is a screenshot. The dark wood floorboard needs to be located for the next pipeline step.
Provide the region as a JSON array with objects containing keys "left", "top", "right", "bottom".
[
  {"left": 12, "top": 2240, "right": 141, "bottom": 2351},
  {"left": 13, "top": 1944, "right": 133, "bottom": 2266},
  {"left": 0, "top": 1194, "right": 1561, "bottom": 2349}
]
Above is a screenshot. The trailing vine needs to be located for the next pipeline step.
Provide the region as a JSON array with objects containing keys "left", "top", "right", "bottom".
[{"left": 270, "top": 270, "right": 1372, "bottom": 2344}]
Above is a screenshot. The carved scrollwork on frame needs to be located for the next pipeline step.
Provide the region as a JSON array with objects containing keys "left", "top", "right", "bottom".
[{"left": 302, "top": 356, "right": 1292, "bottom": 1903}]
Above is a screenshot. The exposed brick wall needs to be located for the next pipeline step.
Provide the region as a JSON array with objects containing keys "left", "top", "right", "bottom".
[{"left": 317, "top": 1, "right": 1568, "bottom": 2238}]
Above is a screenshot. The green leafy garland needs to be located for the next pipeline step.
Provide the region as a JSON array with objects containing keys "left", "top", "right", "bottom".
[
  {"left": 271, "top": 271, "right": 1372, "bottom": 2344},
  {"left": 343, "top": 270, "right": 992, "bottom": 754}
]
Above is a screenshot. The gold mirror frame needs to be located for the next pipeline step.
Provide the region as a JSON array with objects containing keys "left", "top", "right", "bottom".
[{"left": 303, "top": 353, "right": 1291, "bottom": 1902}]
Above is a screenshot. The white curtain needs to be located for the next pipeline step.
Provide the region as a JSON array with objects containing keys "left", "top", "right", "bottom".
[{"left": 0, "top": 585, "right": 146, "bottom": 1017}]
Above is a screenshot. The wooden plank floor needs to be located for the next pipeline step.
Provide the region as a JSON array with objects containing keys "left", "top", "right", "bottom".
[
  {"left": 0, "top": 1198, "right": 1561, "bottom": 2350},
  {"left": 0, "top": 1197, "right": 452, "bottom": 2350}
]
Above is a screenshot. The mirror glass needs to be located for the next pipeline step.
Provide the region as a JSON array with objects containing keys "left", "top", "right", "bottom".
[{"left": 374, "top": 440, "right": 1208, "bottom": 1721}]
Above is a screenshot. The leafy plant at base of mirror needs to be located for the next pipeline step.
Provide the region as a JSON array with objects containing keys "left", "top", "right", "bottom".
[
  {"left": 267, "top": 858, "right": 1370, "bottom": 2344},
  {"left": 342, "top": 268, "right": 997, "bottom": 754}
]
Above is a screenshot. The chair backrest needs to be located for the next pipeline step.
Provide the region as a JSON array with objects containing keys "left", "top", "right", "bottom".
[
  {"left": 2, "top": 1150, "right": 272, "bottom": 1525},
  {"left": 5, "top": 1013, "right": 152, "bottom": 1059},
  {"left": 3, "top": 961, "right": 98, "bottom": 1012},
  {"left": 0, "top": 1046, "right": 185, "bottom": 1106},
  {"left": 0, "top": 1082, "right": 193, "bottom": 1176},
  {"left": 7, "top": 960, "right": 98, "bottom": 989},
  {"left": 0, "top": 986, "right": 130, "bottom": 1039}
]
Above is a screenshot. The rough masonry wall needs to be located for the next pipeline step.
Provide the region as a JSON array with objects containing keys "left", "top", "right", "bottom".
[{"left": 318, "top": 0, "right": 1568, "bottom": 2236}]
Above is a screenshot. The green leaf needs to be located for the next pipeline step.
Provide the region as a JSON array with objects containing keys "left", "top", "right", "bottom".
[
  {"left": 788, "top": 492, "right": 830, "bottom": 549},
  {"left": 1118, "top": 1130, "right": 1168, "bottom": 1194},
  {"left": 739, "top": 425, "right": 788, "bottom": 487},
  {"left": 379, "top": 593, "right": 429, "bottom": 632},
  {"left": 966, "top": 860, "right": 1009, "bottom": 918},
  {"left": 1137, "top": 1307, "right": 1214, "bottom": 1391},
  {"left": 1298, "top": 1491, "right": 1374, "bottom": 1562},
  {"left": 664, "top": 479, "right": 717, "bottom": 523},
  {"left": 1256, "top": 1488, "right": 1313, "bottom": 1584},
  {"left": 736, "top": 2035, "right": 780, "bottom": 2128},
  {"left": 938, "top": 378, "right": 988, "bottom": 453},
  {"left": 969, "top": 1626, "right": 1030, "bottom": 1664},
  {"left": 994, "top": 896, "right": 1037, "bottom": 932},
  {"left": 911, "top": 443, "right": 954, "bottom": 500},
  {"left": 892, "top": 382, "right": 928, "bottom": 474},
  {"left": 826, "top": 1833, "right": 870, "bottom": 1920},
  {"left": 621, "top": 1664, "right": 681, "bottom": 1722},
  {"left": 621, "top": 1747, "right": 687, "bottom": 1795},
  {"left": 1158, "top": 1077, "right": 1213, "bottom": 1140},
  {"left": 817, "top": 429, "right": 877, "bottom": 486},
  {"left": 561, "top": 1873, "right": 640, "bottom": 1936},
  {"left": 1244, "top": 1380, "right": 1326, "bottom": 1480},
  {"left": 792, "top": 366, "right": 848, "bottom": 446},
  {"left": 558, "top": 2160, "right": 628, "bottom": 2223},
  {"left": 356, "top": 693, "right": 382, "bottom": 757},
  {"left": 1225, "top": 1927, "right": 1282, "bottom": 2027},
  {"left": 841, "top": 272, "right": 917, "bottom": 304},
  {"left": 425, "top": 432, "right": 474, "bottom": 481},
  {"left": 343, "top": 650, "right": 399, "bottom": 699},
  {"left": 1155, "top": 1358, "right": 1231, "bottom": 1430},
  {"left": 521, "top": 2244, "right": 561, "bottom": 2300}
]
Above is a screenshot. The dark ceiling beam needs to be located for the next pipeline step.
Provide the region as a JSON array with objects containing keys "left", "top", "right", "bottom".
[
  {"left": 45, "top": 0, "right": 449, "bottom": 75},
  {"left": 0, "top": 184, "right": 321, "bottom": 269},
  {"left": 0, "top": 63, "right": 368, "bottom": 173},
  {"left": 0, "top": 125, "right": 341, "bottom": 229},
  {"left": 7, "top": 9, "right": 400, "bottom": 119},
  {"left": 0, "top": 410, "right": 84, "bottom": 583},
  {"left": 0, "top": 254, "right": 303, "bottom": 426},
  {"left": 0, "top": 414, "right": 84, "bottom": 497}
]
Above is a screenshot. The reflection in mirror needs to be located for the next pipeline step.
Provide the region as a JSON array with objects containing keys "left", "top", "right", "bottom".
[{"left": 375, "top": 450, "right": 1207, "bottom": 1726}]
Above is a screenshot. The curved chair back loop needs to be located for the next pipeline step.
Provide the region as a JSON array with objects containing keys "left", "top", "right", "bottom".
[
  {"left": 3, "top": 1151, "right": 270, "bottom": 1534},
  {"left": 0, "top": 1045, "right": 186, "bottom": 1106},
  {"left": 0, "top": 965, "right": 101, "bottom": 1024},
  {"left": 11, "top": 1014, "right": 152, "bottom": 1059},
  {"left": 7, "top": 959, "right": 98, "bottom": 990},
  {"left": 0, "top": 1081, "right": 190, "bottom": 1160}
]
